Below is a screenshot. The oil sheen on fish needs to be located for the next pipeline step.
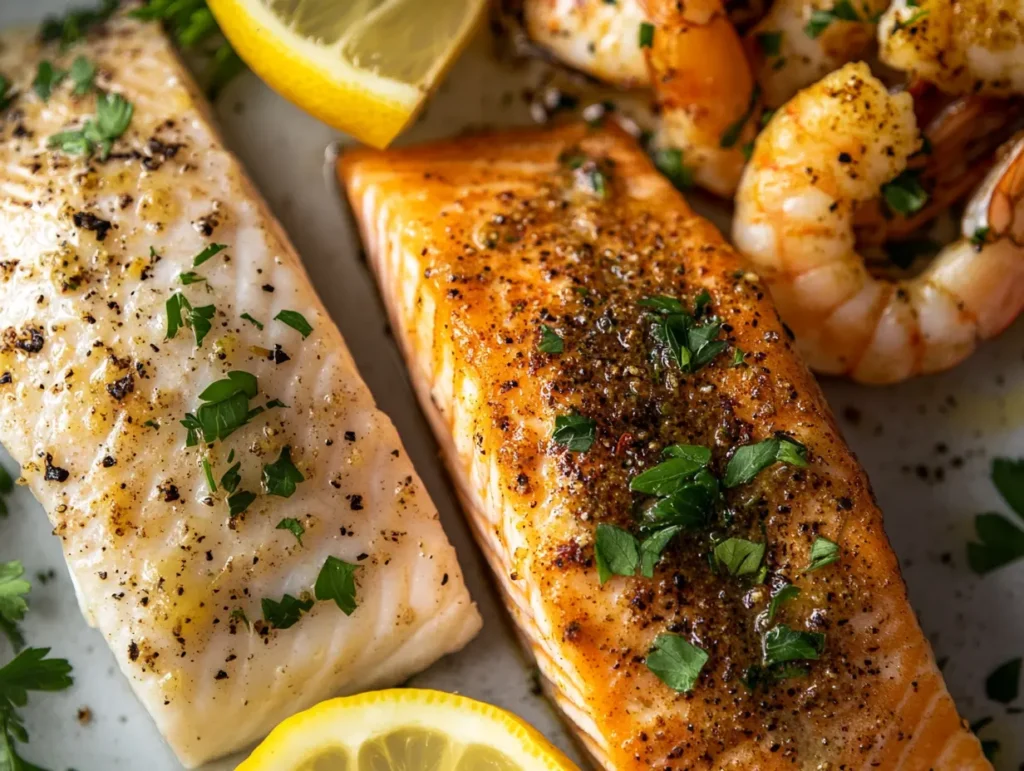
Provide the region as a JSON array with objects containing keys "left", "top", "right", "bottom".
[
  {"left": 0, "top": 15, "right": 480, "bottom": 767},
  {"left": 340, "top": 123, "right": 989, "bottom": 770}
]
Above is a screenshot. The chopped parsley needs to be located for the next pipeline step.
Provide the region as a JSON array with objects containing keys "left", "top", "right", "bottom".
[
  {"left": 201, "top": 457, "right": 216, "bottom": 492},
  {"left": 646, "top": 634, "right": 708, "bottom": 693},
  {"left": 724, "top": 435, "right": 808, "bottom": 488},
  {"left": 892, "top": 7, "right": 929, "bottom": 30},
  {"left": 0, "top": 647, "right": 74, "bottom": 770},
  {"left": 537, "top": 325, "right": 564, "bottom": 354},
  {"left": 552, "top": 413, "right": 596, "bottom": 453},
  {"left": 766, "top": 584, "right": 800, "bottom": 623},
  {"left": 40, "top": 0, "right": 118, "bottom": 49},
  {"left": 986, "top": 658, "right": 1021, "bottom": 704},
  {"left": 651, "top": 147, "right": 694, "bottom": 191},
  {"left": 731, "top": 347, "right": 746, "bottom": 367},
  {"left": 165, "top": 293, "right": 215, "bottom": 347},
  {"left": 804, "top": 536, "right": 839, "bottom": 572},
  {"left": 755, "top": 31, "right": 783, "bottom": 56},
  {"left": 240, "top": 313, "right": 264, "bottom": 330},
  {"left": 804, "top": 0, "right": 862, "bottom": 38},
  {"left": 314, "top": 556, "right": 360, "bottom": 616},
  {"left": 261, "top": 594, "right": 313, "bottom": 630},
  {"left": 229, "top": 608, "right": 249, "bottom": 629},
  {"left": 712, "top": 537, "right": 765, "bottom": 577},
  {"left": 0, "top": 76, "right": 12, "bottom": 111},
  {"left": 720, "top": 85, "right": 761, "bottom": 149},
  {"left": 881, "top": 169, "right": 929, "bottom": 217},
  {"left": 594, "top": 524, "right": 639, "bottom": 584},
  {"left": 0, "top": 562, "right": 30, "bottom": 650},
  {"left": 275, "top": 310, "right": 313, "bottom": 339},
  {"left": 227, "top": 490, "right": 257, "bottom": 517},
  {"left": 638, "top": 22, "right": 655, "bottom": 48},
  {"left": 178, "top": 271, "right": 206, "bottom": 285},
  {"left": 33, "top": 61, "right": 66, "bottom": 101},
  {"left": 219, "top": 462, "right": 241, "bottom": 493},
  {"left": 262, "top": 446, "right": 304, "bottom": 498},
  {"left": 630, "top": 452, "right": 709, "bottom": 496},
  {"left": 762, "top": 623, "right": 824, "bottom": 667},
  {"left": 69, "top": 55, "right": 95, "bottom": 94},
  {"left": 643, "top": 293, "right": 728, "bottom": 373},
  {"left": 181, "top": 370, "right": 262, "bottom": 445},
  {"left": 192, "top": 242, "right": 226, "bottom": 267},
  {"left": 48, "top": 91, "right": 133, "bottom": 159},
  {"left": 276, "top": 518, "right": 305, "bottom": 545},
  {"left": 967, "top": 457, "right": 1024, "bottom": 574},
  {"left": 970, "top": 226, "right": 991, "bottom": 249}
]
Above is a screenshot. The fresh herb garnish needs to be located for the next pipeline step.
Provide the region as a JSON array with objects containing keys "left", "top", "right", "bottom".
[
  {"left": 0, "top": 76, "right": 12, "bottom": 111},
  {"left": 892, "top": 7, "right": 929, "bottom": 29},
  {"left": 594, "top": 524, "right": 639, "bottom": 584},
  {"left": 805, "top": 536, "right": 839, "bottom": 572},
  {"left": 69, "top": 55, "right": 95, "bottom": 94},
  {"left": 646, "top": 633, "right": 708, "bottom": 693},
  {"left": 651, "top": 147, "right": 694, "bottom": 191},
  {"left": 261, "top": 593, "right": 313, "bottom": 630},
  {"left": 0, "top": 563, "right": 30, "bottom": 651},
  {"left": 181, "top": 370, "right": 262, "bottom": 445},
  {"left": 229, "top": 608, "right": 249, "bottom": 629},
  {"left": 731, "top": 348, "right": 746, "bottom": 367},
  {"left": 178, "top": 271, "right": 205, "bottom": 285},
  {"left": 986, "top": 658, "right": 1021, "bottom": 704},
  {"left": 640, "top": 470, "right": 719, "bottom": 531},
  {"left": 804, "top": 0, "right": 862, "bottom": 38},
  {"left": 643, "top": 293, "right": 728, "bottom": 373},
  {"left": 967, "top": 457, "right": 1024, "bottom": 573},
  {"left": 0, "top": 647, "right": 74, "bottom": 769},
  {"left": 201, "top": 457, "right": 216, "bottom": 492},
  {"left": 630, "top": 453, "right": 708, "bottom": 496},
  {"left": 720, "top": 85, "right": 761, "bottom": 149},
  {"left": 971, "top": 226, "right": 991, "bottom": 248},
  {"left": 219, "top": 462, "right": 241, "bottom": 493},
  {"left": 762, "top": 624, "right": 824, "bottom": 666},
  {"left": 240, "top": 313, "right": 264, "bottom": 330},
  {"left": 538, "top": 325, "right": 564, "bottom": 354},
  {"left": 755, "top": 31, "right": 783, "bottom": 56},
  {"left": 165, "top": 293, "right": 215, "bottom": 347},
  {"left": 227, "top": 490, "right": 257, "bottom": 517},
  {"left": 275, "top": 310, "right": 313, "bottom": 339},
  {"left": 48, "top": 91, "right": 133, "bottom": 159},
  {"left": 713, "top": 538, "right": 765, "bottom": 577},
  {"left": 639, "top": 526, "right": 682, "bottom": 578},
  {"left": 33, "top": 61, "right": 66, "bottom": 101},
  {"left": 724, "top": 436, "right": 808, "bottom": 488},
  {"left": 766, "top": 584, "right": 800, "bottom": 623},
  {"left": 262, "top": 446, "right": 304, "bottom": 498},
  {"left": 638, "top": 21, "right": 655, "bottom": 48},
  {"left": 881, "top": 170, "right": 929, "bottom": 217},
  {"left": 0, "top": 465, "right": 11, "bottom": 519},
  {"left": 40, "top": 0, "right": 118, "bottom": 49},
  {"left": 192, "top": 242, "right": 226, "bottom": 267},
  {"left": 314, "top": 557, "right": 360, "bottom": 615},
  {"left": 276, "top": 518, "right": 304, "bottom": 545},
  {"left": 552, "top": 413, "right": 596, "bottom": 453}
]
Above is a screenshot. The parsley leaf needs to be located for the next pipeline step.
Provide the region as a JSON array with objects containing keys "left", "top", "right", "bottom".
[
  {"left": 971, "top": 226, "right": 991, "bottom": 248},
  {"left": 201, "top": 457, "right": 216, "bottom": 492},
  {"left": 183, "top": 371, "right": 261, "bottom": 445},
  {"left": 178, "top": 271, "right": 205, "bottom": 285},
  {"left": 594, "top": 524, "right": 639, "bottom": 584},
  {"left": 0, "top": 76, "right": 12, "bottom": 111},
  {"left": 219, "top": 462, "right": 241, "bottom": 494},
  {"left": 69, "top": 56, "right": 95, "bottom": 94},
  {"left": 638, "top": 295, "right": 685, "bottom": 314},
  {"left": 724, "top": 436, "right": 808, "bottom": 488},
  {"left": 882, "top": 170, "right": 929, "bottom": 217},
  {"left": 261, "top": 594, "right": 313, "bottom": 630},
  {"left": 638, "top": 21, "right": 655, "bottom": 48},
  {"left": 262, "top": 446, "right": 304, "bottom": 498},
  {"left": 276, "top": 518, "right": 304, "bottom": 545},
  {"left": 240, "top": 313, "right": 263, "bottom": 330},
  {"left": 805, "top": 536, "right": 839, "bottom": 571},
  {"left": 630, "top": 455, "right": 707, "bottom": 496},
  {"left": 713, "top": 538, "right": 765, "bottom": 576},
  {"left": 33, "top": 61, "right": 66, "bottom": 101},
  {"left": 552, "top": 413, "right": 596, "bottom": 453},
  {"left": 165, "top": 293, "right": 215, "bottom": 347},
  {"left": 639, "top": 525, "right": 682, "bottom": 578},
  {"left": 804, "top": 0, "right": 862, "bottom": 38},
  {"left": 755, "top": 30, "right": 783, "bottom": 56},
  {"left": 762, "top": 624, "right": 824, "bottom": 666},
  {"left": 0, "top": 563, "right": 30, "bottom": 651},
  {"left": 274, "top": 310, "right": 313, "bottom": 339},
  {"left": 992, "top": 458, "right": 1024, "bottom": 519},
  {"left": 639, "top": 469, "right": 718, "bottom": 531},
  {"left": 192, "top": 243, "right": 226, "bottom": 267},
  {"left": 40, "top": 0, "right": 118, "bottom": 49},
  {"left": 48, "top": 91, "right": 133, "bottom": 159},
  {"left": 314, "top": 556, "right": 359, "bottom": 615},
  {"left": 766, "top": 584, "right": 800, "bottom": 623},
  {"left": 986, "top": 658, "right": 1021, "bottom": 704},
  {"left": 967, "top": 512, "right": 1024, "bottom": 574},
  {"left": 538, "top": 325, "right": 564, "bottom": 354},
  {"left": 720, "top": 85, "right": 761, "bottom": 149},
  {"left": 646, "top": 633, "right": 708, "bottom": 693},
  {"left": 227, "top": 490, "right": 256, "bottom": 517},
  {"left": 651, "top": 147, "right": 694, "bottom": 191}
]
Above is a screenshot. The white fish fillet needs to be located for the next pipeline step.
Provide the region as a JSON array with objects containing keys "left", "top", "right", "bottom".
[{"left": 0, "top": 15, "right": 480, "bottom": 767}]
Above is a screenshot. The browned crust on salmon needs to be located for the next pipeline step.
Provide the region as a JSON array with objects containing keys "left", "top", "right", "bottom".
[{"left": 340, "top": 123, "right": 988, "bottom": 770}]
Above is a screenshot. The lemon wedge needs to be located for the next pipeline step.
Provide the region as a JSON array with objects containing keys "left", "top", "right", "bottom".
[
  {"left": 237, "top": 689, "right": 579, "bottom": 771},
  {"left": 205, "top": 0, "right": 486, "bottom": 147}
]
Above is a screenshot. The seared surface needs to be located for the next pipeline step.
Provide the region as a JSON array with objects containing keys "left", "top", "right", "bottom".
[{"left": 342, "top": 122, "right": 988, "bottom": 770}]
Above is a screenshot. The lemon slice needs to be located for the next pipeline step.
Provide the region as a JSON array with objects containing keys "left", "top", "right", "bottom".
[
  {"left": 237, "top": 689, "right": 579, "bottom": 771},
  {"left": 205, "top": 0, "right": 486, "bottom": 147}
]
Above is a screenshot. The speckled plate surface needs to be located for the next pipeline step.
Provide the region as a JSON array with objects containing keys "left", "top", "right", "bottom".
[{"left": 2, "top": 2, "right": 1022, "bottom": 769}]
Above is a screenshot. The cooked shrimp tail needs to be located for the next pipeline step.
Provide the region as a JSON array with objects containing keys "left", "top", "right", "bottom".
[{"left": 733, "top": 62, "right": 1024, "bottom": 383}]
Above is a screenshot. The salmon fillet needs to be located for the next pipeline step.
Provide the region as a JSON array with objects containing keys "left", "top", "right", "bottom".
[
  {"left": 340, "top": 123, "right": 988, "bottom": 770},
  {"left": 0, "top": 15, "right": 480, "bottom": 767}
]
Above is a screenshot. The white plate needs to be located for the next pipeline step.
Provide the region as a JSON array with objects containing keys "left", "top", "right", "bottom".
[{"left": 2, "top": 2, "right": 1022, "bottom": 768}]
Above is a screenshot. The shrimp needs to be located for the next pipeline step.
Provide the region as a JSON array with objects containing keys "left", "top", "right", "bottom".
[
  {"left": 522, "top": 0, "right": 759, "bottom": 197},
  {"left": 732, "top": 62, "right": 1024, "bottom": 383},
  {"left": 879, "top": 0, "right": 1024, "bottom": 97},
  {"left": 747, "top": 0, "right": 890, "bottom": 107}
]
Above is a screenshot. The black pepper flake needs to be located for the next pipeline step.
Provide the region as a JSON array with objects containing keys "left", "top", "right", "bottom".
[
  {"left": 106, "top": 373, "right": 134, "bottom": 401},
  {"left": 349, "top": 494, "right": 364, "bottom": 511},
  {"left": 268, "top": 344, "right": 290, "bottom": 364},
  {"left": 44, "top": 454, "right": 69, "bottom": 482},
  {"left": 214, "top": 670, "right": 228, "bottom": 680},
  {"left": 441, "top": 573, "right": 449, "bottom": 586},
  {"left": 261, "top": 284, "right": 275, "bottom": 292},
  {"left": 72, "top": 211, "right": 112, "bottom": 242},
  {"left": 102, "top": 456, "right": 116, "bottom": 468},
  {"left": 344, "top": 431, "right": 356, "bottom": 442},
  {"left": 128, "top": 641, "right": 139, "bottom": 661},
  {"left": 159, "top": 482, "right": 180, "bottom": 502},
  {"left": 0, "top": 372, "right": 10, "bottom": 385}
]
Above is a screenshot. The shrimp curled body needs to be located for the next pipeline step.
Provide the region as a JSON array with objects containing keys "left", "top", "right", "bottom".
[{"left": 732, "top": 63, "right": 1024, "bottom": 383}]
